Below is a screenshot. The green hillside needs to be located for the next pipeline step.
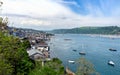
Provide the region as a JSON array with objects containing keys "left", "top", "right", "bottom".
[{"left": 52, "top": 26, "right": 120, "bottom": 34}]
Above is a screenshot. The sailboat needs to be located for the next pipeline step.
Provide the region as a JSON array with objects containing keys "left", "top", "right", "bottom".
[{"left": 79, "top": 44, "right": 86, "bottom": 55}]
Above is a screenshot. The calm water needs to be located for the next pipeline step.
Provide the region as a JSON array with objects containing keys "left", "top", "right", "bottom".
[{"left": 49, "top": 34, "right": 120, "bottom": 75}]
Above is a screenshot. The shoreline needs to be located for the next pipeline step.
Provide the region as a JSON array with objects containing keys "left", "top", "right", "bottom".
[
  {"left": 55, "top": 34, "right": 120, "bottom": 39},
  {"left": 86, "top": 34, "right": 120, "bottom": 39}
]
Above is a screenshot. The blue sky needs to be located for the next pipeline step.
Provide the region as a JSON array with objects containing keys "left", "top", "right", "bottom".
[
  {"left": 1, "top": 0, "right": 120, "bottom": 30},
  {"left": 63, "top": 0, "right": 120, "bottom": 17}
]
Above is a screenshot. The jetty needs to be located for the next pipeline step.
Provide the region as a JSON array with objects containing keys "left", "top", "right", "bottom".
[{"left": 66, "top": 67, "right": 75, "bottom": 75}]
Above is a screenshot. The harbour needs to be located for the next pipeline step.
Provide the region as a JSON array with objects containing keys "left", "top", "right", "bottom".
[{"left": 49, "top": 34, "right": 120, "bottom": 75}]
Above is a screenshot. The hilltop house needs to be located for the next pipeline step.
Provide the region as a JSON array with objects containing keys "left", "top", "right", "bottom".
[
  {"left": 36, "top": 42, "right": 50, "bottom": 51},
  {"left": 27, "top": 49, "right": 44, "bottom": 60}
]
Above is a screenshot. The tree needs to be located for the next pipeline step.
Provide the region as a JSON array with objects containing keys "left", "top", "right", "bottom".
[
  {"left": 29, "top": 58, "right": 65, "bottom": 75},
  {"left": 0, "top": 17, "right": 9, "bottom": 33},
  {"left": 76, "top": 57, "right": 99, "bottom": 75},
  {"left": 0, "top": 55, "right": 13, "bottom": 75},
  {"left": 0, "top": 32, "right": 34, "bottom": 75},
  {"left": 0, "top": 1, "right": 8, "bottom": 32},
  {"left": 21, "top": 39, "right": 31, "bottom": 49}
]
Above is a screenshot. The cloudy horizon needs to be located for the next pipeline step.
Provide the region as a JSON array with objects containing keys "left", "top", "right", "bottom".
[{"left": 0, "top": 0, "right": 120, "bottom": 30}]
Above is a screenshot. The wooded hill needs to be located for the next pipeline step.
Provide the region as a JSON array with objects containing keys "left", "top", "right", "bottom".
[{"left": 52, "top": 26, "right": 120, "bottom": 34}]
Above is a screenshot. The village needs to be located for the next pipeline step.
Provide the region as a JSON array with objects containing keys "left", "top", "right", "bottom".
[
  {"left": 27, "top": 31, "right": 51, "bottom": 61},
  {"left": 10, "top": 27, "right": 52, "bottom": 62},
  {"left": 0, "top": 22, "right": 52, "bottom": 61}
]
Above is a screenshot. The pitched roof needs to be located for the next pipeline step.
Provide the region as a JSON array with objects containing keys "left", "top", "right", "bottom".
[{"left": 27, "top": 49, "right": 43, "bottom": 56}]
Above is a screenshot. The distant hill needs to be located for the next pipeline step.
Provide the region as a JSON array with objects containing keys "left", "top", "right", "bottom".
[
  {"left": 8, "top": 27, "right": 45, "bottom": 33},
  {"left": 52, "top": 26, "right": 120, "bottom": 35}
]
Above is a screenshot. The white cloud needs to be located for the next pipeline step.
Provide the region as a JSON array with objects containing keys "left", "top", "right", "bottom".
[
  {"left": 2, "top": 0, "right": 76, "bottom": 17},
  {"left": 54, "top": 0, "right": 80, "bottom": 7},
  {"left": 1, "top": 0, "right": 120, "bottom": 30}
]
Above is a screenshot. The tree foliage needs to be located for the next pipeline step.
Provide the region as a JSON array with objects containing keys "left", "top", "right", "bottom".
[
  {"left": 76, "top": 57, "right": 100, "bottom": 75},
  {"left": 0, "top": 56, "right": 13, "bottom": 75},
  {"left": 29, "top": 58, "right": 64, "bottom": 75},
  {"left": 0, "top": 17, "right": 8, "bottom": 33},
  {"left": 21, "top": 39, "right": 31, "bottom": 49},
  {"left": 0, "top": 32, "right": 34, "bottom": 75}
]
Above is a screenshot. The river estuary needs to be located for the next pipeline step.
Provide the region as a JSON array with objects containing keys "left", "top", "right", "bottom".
[{"left": 49, "top": 34, "right": 120, "bottom": 75}]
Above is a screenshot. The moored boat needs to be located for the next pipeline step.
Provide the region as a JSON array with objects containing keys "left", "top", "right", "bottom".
[
  {"left": 108, "top": 60, "right": 115, "bottom": 66},
  {"left": 109, "top": 48, "right": 117, "bottom": 51},
  {"left": 79, "top": 52, "right": 86, "bottom": 55},
  {"left": 64, "top": 39, "right": 72, "bottom": 41},
  {"left": 79, "top": 44, "right": 86, "bottom": 55},
  {"left": 73, "top": 49, "right": 77, "bottom": 52},
  {"left": 68, "top": 60, "right": 75, "bottom": 64}
]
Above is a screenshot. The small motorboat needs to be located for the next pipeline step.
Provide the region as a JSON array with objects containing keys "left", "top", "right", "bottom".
[
  {"left": 79, "top": 44, "right": 86, "bottom": 55},
  {"left": 68, "top": 60, "right": 75, "bottom": 64},
  {"left": 109, "top": 48, "right": 117, "bottom": 51},
  {"left": 79, "top": 52, "right": 86, "bottom": 55},
  {"left": 108, "top": 60, "right": 115, "bottom": 66},
  {"left": 73, "top": 49, "right": 77, "bottom": 52},
  {"left": 64, "top": 39, "right": 72, "bottom": 41}
]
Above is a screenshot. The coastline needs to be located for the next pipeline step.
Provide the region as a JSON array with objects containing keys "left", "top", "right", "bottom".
[
  {"left": 86, "top": 34, "right": 120, "bottom": 39},
  {"left": 54, "top": 33, "right": 120, "bottom": 39}
]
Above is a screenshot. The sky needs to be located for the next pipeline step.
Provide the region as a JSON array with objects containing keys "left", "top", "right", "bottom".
[{"left": 0, "top": 0, "right": 120, "bottom": 30}]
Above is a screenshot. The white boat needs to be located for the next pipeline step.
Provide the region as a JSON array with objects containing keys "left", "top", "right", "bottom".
[
  {"left": 68, "top": 60, "right": 75, "bottom": 64},
  {"left": 79, "top": 52, "right": 86, "bottom": 55},
  {"left": 108, "top": 60, "right": 115, "bottom": 66}
]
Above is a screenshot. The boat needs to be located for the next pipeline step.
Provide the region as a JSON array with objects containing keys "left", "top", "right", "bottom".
[
  {"left": 108, "top": 60, "right": 115, "bottom": 66},
  {"left": 79, "top": 44, "right": 86, "bottom": 55},
  {"left": 73, "top": 49, "right": 77, "bottom": 52},
  {"left": 68, "top": 60, "right": 75, "bottom": 64},
  {"left": 109, "top": 48, "right": 117, "bottom": 51},
  {"left": 64, "top": 39, "right": 72, "bottom": 41},
  {"left": 79, "top": 52, "right": 86, "bottom": 55}
]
